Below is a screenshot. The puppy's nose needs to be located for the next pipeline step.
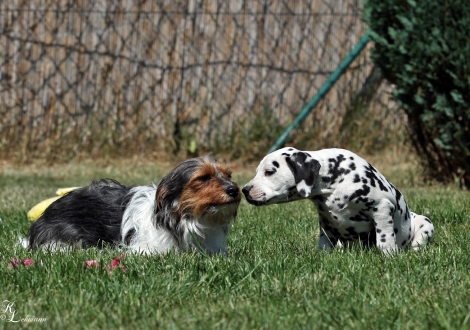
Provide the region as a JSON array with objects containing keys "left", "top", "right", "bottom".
[
  {"left": 242, "top": 186, "right": 251, "bottom": 197},
  {"left": 225, "top": 185, "right": 240, "bottom": 198}
]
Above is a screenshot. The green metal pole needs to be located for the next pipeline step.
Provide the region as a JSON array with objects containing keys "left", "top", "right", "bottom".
[{"left": 268, "top": 31, "right": 370, "bottom": 153}]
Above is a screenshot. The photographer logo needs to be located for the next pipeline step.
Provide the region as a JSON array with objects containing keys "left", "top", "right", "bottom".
[{"left": 1, "top": 300, "right": 47, "bottom": 323}]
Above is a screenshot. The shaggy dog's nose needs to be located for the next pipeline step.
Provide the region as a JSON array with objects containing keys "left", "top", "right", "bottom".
[{"left": 225, "top": 185, "right": 240, "bottom": 198}]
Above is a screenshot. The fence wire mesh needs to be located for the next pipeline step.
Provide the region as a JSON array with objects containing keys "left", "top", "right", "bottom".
[{"left": 0, "top": 0, "right": 402, "bottom": 160}]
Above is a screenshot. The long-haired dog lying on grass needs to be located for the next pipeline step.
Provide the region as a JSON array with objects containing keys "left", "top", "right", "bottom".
[{"left": 26, "top": 155, "right": 241, "bottom": 255}]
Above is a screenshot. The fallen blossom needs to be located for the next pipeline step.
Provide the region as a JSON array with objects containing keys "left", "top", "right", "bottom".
[
  {"left": 84, "top": 260, "right": 100, "bottom": 268},
  {"left": 8, "top": 258, "right": 35, "bottom": 270},
  {"left": 85, "top": 254, "right": 125, "bottom": 274},
  {"left": 7, "top": 258, "right": 21, "bottom": 270},
  {"left": 104, "top": 254, "right": 126, "bottom": 274}
]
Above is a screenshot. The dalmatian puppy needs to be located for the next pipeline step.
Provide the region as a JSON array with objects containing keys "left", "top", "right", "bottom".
[{"left": 242, "top": 147, "right": 434, "bottom": 253}]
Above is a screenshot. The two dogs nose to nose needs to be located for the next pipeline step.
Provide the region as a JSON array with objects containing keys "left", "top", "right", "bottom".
[
  {"left": 225, "top": 185, "right": 252, "bottom": 199},
  {"left": 241, "top": 185, "right": 251, "bottom": 197},
  {"left": 225, "top": 185, "right": 240, "bottom": 198}
]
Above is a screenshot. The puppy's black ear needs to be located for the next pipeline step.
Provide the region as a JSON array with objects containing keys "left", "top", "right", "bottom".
[{"left": 285, "top": 152, "right": 320, "bottom": 198}]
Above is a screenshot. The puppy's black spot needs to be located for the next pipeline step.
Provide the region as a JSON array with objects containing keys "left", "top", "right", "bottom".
[
  {"left": 325, "top": 154, "right": 348, "bottom": 184},
  {"left": 349, "top": 214, "right": 369, "bottom": 222},
  {"left": 353, "top": 174, "right": 360, "bottom": 183},
  {"left": 273, "top": 161, "right": 280, "bottom": 168},
  {"left": 348, "top": 184, "right": 371, "bottom": 202},
  {"left": 364, "top": 163, "right": 389, "bottom": 192}
]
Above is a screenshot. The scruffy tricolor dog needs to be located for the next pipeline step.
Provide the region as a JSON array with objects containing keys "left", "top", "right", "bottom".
[
  {"left": 242, "top": 147, "right": 434, "bottom": 253},
  {"left": 27, "top": 155, "right": 241, "bottom": 255}
]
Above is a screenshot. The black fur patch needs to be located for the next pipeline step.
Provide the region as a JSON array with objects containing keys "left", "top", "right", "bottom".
[
  {"left": 322, "top": 154, "right": 348, "bottom": 185},
  {"left": 348, "top": 184, "right": 371, "bottom": 202},
  {"left": 353, "top": 174, "right": 361, "bottom": 183},
  {"left": 28, "top": 179, "right": 133, "bottom": 249},
  {"left": 364, "top": 163, "right": 389, "bottom": 192}
]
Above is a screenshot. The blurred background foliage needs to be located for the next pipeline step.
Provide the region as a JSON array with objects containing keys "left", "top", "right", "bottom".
[{"left": 365, "top": 0, "right": 470, "bottom": 188}]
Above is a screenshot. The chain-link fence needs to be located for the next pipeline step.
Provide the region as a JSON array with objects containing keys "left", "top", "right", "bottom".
[{"left": 0, "top": 0, "right": 403, "bottom": 160}]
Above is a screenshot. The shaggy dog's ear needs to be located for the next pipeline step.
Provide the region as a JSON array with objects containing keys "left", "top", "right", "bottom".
[
  {"left": 285, "top": 152, "right": 320, "bottom": 198},
  {"left": 155, "top": 157, "right": 205, "bottom": 212}
]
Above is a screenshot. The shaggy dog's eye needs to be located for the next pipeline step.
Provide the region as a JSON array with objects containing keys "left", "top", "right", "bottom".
[
  {"left": 197, "top": 175, "right": 212, "bottom": 182},
  {"left": 265, "top": 170, "right": 275, "bottom": 177}
]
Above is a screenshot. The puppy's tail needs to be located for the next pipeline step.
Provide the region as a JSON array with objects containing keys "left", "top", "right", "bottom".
[{"left": 410, "top": 212, "right": 434, "bottom": 251}]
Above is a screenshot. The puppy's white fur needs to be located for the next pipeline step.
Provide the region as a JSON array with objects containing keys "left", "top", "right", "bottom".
[{"left": 243, "top": 147, "right": 434, "bottom": 253}]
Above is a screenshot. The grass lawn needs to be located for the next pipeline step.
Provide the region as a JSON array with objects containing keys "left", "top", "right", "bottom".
[{"left": 0, "top": 158, "right": 469, "bottom": 329}]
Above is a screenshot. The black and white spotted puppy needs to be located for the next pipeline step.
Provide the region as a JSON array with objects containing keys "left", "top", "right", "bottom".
[{"left": 242, "top": 147, "right": 434, "bottom": 253}]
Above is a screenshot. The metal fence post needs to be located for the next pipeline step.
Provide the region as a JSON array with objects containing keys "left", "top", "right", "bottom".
[{"left": 268, "top": 31, "right": 371, "bottom": 153}]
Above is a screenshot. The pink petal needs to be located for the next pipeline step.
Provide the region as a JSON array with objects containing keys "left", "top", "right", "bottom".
[
  {"left": 8, "top": 258, "right": 35, "bottom": 270},
  {"left": 7, "top": 258, "right": 21, "bottom": 270},
  {"left": 110, "top": 258, "right": 120, "bottom": 268},
  {"left": 85, "top": 260, "right": 100, "bottom": 268},
  {"left": 84, "top": 255, "right": 125, "bottom": 274},
  {"left": 10, "top": 258, "right": 21, "bottom": 265},
  {"left": 110, "top": 254, "right": 125, "bottom": 269}
]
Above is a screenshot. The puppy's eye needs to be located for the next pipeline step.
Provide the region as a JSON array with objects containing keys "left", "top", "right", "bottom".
[
  {"left": 197, "top": 175, "right": 211, "bottom": 182},
  {"left": 265, "top": 170, "right": 275, "bottom": 177}
]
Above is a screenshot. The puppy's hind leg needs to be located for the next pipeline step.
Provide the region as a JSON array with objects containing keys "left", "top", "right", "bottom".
[
  {"left": 318, "top": 223, "right": 338, "bottom": 251},
  {"left": 410, "top": 212, "right": 434, "bottom": 251},
  {"left": 373, "top": 199, "right": 400, "bottom": 254}
]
